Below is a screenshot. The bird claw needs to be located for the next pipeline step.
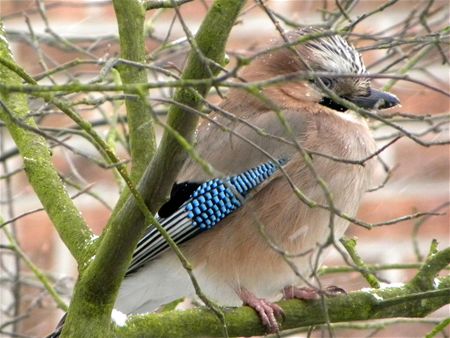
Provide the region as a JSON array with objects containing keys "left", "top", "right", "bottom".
[
  {"left": 283, "top": 285, "right": 346, "bottom": 300},
  {"left": 249, "top": 298, "right": 284, "bottom": 333},
  {"left": 239, "top": 289, "right": 284, "bottom": 333},
  {"left": 283, "top": 285, "right": 319, "bottom": 300}
]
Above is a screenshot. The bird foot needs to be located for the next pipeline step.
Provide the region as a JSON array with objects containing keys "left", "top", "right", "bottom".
[
  {"left": 239, "top": 288, "right": 284, "bottom": 333},
  {"left": 283, "top": 285, "right": 346, "bottom": 300}
]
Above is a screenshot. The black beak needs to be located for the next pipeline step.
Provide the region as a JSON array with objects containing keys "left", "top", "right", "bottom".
[{"left": 349, "top": 88, "right": 400, "bottom": 110}]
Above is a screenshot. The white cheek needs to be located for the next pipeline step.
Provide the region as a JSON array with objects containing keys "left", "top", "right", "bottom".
[{"left": 338, "top": 111, "right": 363, "bottom": 124}]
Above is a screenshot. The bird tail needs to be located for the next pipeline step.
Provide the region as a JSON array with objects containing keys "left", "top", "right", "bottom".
[{"left": 46, "top": 313, "right": 66, "bottom": 338}]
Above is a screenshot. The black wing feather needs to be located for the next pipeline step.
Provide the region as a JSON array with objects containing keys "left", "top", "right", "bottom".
[{"left": 126, "top": 159, "right": 287, "bottom": 275}]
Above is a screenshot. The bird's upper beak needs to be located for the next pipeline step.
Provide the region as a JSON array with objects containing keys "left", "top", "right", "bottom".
[{"left": 348, "top": 88, "right": 400, "bottom": 110}]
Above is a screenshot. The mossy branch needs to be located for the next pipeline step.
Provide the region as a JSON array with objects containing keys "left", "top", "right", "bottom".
[
  {"left": 114, "top": 279, "right": 450, "bottom": 337},
  {"left": 143, "top": 0, "right": 193, "bottom": 10},
  {"left": 410, "top": 245, "right": 450, "bottom": 291},
  {"left": 139, "top": 0, "right": 245, "bottom": 211},
  {"left": 341, "top": 237, "right": 381, "bottom": 288},
  {"left": 113, "top": 246, "right": 450, "bottom": 337},
  {"left": 112, "top": 0, "right": 156, "bottom": 183},
  {"left": 60, "top": 1, "right": 245, "bottom": 337},
  {"left": 0, "top": 22, "right": 93, "bottom": 266}
]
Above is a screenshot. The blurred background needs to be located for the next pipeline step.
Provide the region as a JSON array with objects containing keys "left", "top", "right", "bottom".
[{"left": 0, "top": 0, "right": 449, "bottom": 337}]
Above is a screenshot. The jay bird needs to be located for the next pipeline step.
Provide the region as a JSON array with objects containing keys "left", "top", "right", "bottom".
[
  {"left": 115, "top": 27, "right": 399, "bottom": 331},
  {"left": 50, "top": 27, "right": 400, "bottom": 336}
]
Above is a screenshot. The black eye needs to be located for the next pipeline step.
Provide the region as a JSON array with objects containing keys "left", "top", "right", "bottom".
[{"left": 320, "top": 77, "right": 333, "bottom": 89}]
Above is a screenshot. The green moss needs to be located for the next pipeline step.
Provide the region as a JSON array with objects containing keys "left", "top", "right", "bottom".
[
  {"left": 0, "top": 22, "right": 93, "bottom": 265},
  {"left": 114, "top": 276, "right": 450, "bottom": 337},
  {"left": 112, "top": 0, "right": 156, "bottom": 184}
]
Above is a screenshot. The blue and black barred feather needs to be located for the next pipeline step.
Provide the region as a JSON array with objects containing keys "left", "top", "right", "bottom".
[{"left": 126, "top": 158, "right": 287, "bottom": 274}]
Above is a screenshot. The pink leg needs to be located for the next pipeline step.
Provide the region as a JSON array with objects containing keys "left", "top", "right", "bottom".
[
  {"left": 238, "top": 288, "right": 284, "bottom": 333},
  {"left": 283, "top": 285, "right": 346, "bottom": 300}
]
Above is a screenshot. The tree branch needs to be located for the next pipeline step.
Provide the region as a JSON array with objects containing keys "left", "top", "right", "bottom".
[
  {"left": 112, "top": 0, "right": 156, "bottom": 183},
  {"left": 138, "top": 0, "right": 246, "bottom": 212},
  {"left": 143, "top": 0, "right": 193, "bottom": 10},
  {"left": 114, "top": 278, "right": 450, "bottom": 337},
  {"left": 114, "top": 246, "right": 450, "bottom": 337},
  {"left": 0, "top": 22, "right": 93, "bottom": 266},
  {"left": 0, "top": 215, "right": 68, "bottom": 311},
  {"left": 341, "top": 237, "right": 381, "bottom": 289},
  {"left": 60, "top": 1, "right": 245, "bottom": 336}
]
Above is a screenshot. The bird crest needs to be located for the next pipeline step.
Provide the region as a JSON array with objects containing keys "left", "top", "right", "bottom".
[{"left": 288, "top": 27, "right": 371, "bottom": 97}]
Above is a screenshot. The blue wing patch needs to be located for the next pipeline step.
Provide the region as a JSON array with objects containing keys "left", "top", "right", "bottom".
[
  {"left": 126, "top": 158, "right": 286, "bottom": 274},
  {"left": 185, "top": 160, "right": 284, "bottom": 229}
]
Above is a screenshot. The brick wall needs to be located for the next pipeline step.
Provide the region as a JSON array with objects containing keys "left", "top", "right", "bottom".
[{"left": 0, "top": 1, "right": 448, "bottom": 337}]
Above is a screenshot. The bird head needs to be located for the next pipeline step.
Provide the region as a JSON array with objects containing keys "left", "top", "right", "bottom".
[{"left": 240, "top": 27, "right": 400, "bottom": 112}]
